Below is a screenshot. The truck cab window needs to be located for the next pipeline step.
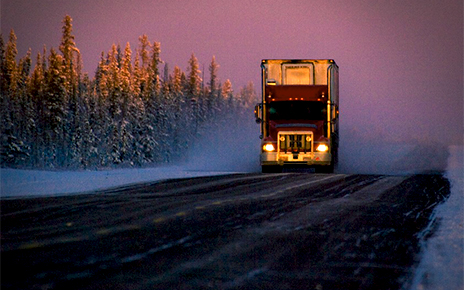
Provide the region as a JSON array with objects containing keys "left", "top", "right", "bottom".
[{"left": 268, "top": 101, "right": 325, "bottom": 120}]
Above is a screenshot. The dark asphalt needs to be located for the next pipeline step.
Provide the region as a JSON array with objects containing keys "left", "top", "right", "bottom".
[{"left": 1, "top": 173, "right": 450, "bottom": 290}]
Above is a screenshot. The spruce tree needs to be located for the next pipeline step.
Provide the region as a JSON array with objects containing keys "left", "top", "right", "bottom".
[
  {"left": 186, "top": 53, "right": 202, "bottom": 144},
  {"left": 0, "top": 30, "right": 26, "bottom": 166},
  {"left": 187, "top": 53, "right": 202, "bottom": 98},
  {"left": 138, "top": 35, "right": 151, "bottom": 100},
  {"left": 132, "top": 51, "right": 142, "bottom": 97},
  {"left": 120, "top": 42, "right": 132, "bottom": 121},
  {"left": 0, "top": 34, "right": 9, "bottom": 164},
  {"left": 17, "top": 50, "right": 33, "bottom": 164},
  {"left": 169, "top": 65, "right": 186, "bottom": 160},
  {"left": 119, "top": 42, "right": 134, "bottom": 164},
  {"left": 4, "top": 30, "right": 18, "bottom": 94},
  {"left": 208, "top": 56, "right": 219, "bottom": 119},
  {"left": 0, "top": 34, "right": 7, "bottom": 96},
  {"left": 0, "top": 16, "right": 253, "bottom": 169},
  {"left": 149, "top": 41, "right": 168, "bottom": 161},
  {"left": 149, "top": 42, "right": 161, "bottom": 95},
  {"left": 28, "top": 51, "right": 46, "bottom": 167},
  {"left": 239, "top": 81, "right": 257, "bottom": 109},
  {"left": 44, "top": 48, "right": 67, "bottom": 167},
  {"left": 59, "top": 15, "right": 81, "bottom": 167},
  {"left": 59, "top": 15, "right": 79, "bottom": 97},
  {"left": 94, "top": 52, "right": 110, "bottom": 166},
  {"left": 222, "top": 79, "right": 232, "bottom": 99},
  {"left": 106, "top": 44, "right": 123, "bottom": 164}
]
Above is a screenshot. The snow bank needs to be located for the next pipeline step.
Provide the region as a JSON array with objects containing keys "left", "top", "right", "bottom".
[
  {"left": 409, "top": 145, "right": 464, "bottom": 290},
  {"left": 0, "top": 116, "right": 260, "bottom": 199},
  {"left": 0, "top": 166, "right": 236, "bottom": 198}
]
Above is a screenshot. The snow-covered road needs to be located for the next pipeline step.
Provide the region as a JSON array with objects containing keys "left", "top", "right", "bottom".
[
  {"left": 1, "top": 146, "right": 462, "bottom": 289},
  {"left": 0, "top": 171, "right": 451, "bottom": 289}
]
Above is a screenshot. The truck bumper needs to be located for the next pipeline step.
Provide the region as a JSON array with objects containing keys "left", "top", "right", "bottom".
[{"left": 260, "top": 151, "right": 332, "bottom": 166}]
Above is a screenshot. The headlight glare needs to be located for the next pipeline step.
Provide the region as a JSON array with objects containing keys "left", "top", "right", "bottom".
[
  {"left": 316, "top": 144, "right": 329, "bottom": 152},
  {"left": 263, "top": 143, "right": 276, "bottom": 152}
]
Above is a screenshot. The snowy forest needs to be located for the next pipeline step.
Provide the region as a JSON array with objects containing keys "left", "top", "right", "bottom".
[{"left": 1, "top": 15, "right": 257, "bottom": 170}]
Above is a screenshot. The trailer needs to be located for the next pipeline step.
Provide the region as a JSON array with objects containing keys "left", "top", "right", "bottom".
[{"left": 255, "top": 59, "right": 339, "bottom": 173}]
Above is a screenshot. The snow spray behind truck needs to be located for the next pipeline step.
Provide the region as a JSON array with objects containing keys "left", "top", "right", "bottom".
[{"left": 255, "top": 59, "right": 339, "bottom": 173}]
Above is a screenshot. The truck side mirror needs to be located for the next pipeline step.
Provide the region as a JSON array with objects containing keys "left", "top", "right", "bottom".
[
  {"left": 332, "top": 105, "right": 339, "bottom": 119},
  {"left": 254, "top": 104, "right": 262, "bottom": 123}
]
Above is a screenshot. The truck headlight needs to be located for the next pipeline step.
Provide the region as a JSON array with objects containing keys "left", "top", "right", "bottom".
[
  {"left": 316, "top": 144, "right": 329, "bottom": 152},
  {"left": 263, "top": 143, "right": 276, "bottom": 152}
]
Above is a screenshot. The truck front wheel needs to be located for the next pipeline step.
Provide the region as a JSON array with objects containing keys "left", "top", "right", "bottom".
[
  {"left": 314, "top": 164, "right": 334, "bottom": 173},
  {"left": 262, "top": 165, "right": 282, "bottom": 173}
]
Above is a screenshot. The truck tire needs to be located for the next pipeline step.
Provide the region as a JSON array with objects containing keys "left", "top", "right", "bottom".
[
  {"left": 262, "top": 165, "right": 282, "bottom": 173},
  {"left": 315, "top": 148, "right": 337, "bottom": 173},
  {"left": 315, "top": 165, "right": 334, "bottom": 173}
]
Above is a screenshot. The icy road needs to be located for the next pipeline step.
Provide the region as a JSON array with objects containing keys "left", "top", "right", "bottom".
[{"left": 1, "top": 172, "right": 450, "bottom": 289}]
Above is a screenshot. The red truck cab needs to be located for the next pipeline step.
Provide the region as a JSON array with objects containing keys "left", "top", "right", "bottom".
[{"left": 255, "top": 59, "right": 339, "bottom": 173}]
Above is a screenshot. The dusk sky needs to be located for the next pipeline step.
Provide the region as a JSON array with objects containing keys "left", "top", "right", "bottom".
[{"left": 2, "top": 0, "right": 463, "bottom": 145}]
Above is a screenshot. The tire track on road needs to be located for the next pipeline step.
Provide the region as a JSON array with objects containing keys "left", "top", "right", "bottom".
[{"left": 1, "top": 173, "right": 450, "bottom": 290}]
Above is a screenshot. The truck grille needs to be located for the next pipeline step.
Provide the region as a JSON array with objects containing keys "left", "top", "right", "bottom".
[{"left": 278, "top": 133, "right": 313, "bottom": 153}]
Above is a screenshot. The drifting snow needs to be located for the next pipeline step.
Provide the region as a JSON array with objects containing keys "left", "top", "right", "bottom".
[{"left": 338, "top": 140, "right": 450, "bottom": 175}]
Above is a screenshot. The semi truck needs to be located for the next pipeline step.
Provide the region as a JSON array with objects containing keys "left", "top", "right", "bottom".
[{"left": 255, "top": 59, "right": 339, "bottom": 173}]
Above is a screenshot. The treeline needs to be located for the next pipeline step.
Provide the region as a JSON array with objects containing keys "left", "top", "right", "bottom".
[{"left": 0, "top": 15, "right": 257, "bottom": 169}]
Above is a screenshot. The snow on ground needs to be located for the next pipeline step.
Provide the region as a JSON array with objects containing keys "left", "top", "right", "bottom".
[
  {"left": 0, "top": 165, "right": 238, "bottom": 198},
  {"left": 0, "top": 121, "right": 260, "bottom": 198},
  {"left": 409, "top": 145, "right": 464, "bottom": 290}
]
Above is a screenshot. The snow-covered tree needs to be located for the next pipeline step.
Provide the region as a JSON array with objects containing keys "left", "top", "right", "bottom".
[
  {"left": 0, "top": 30, "right": 32, "bottom": 166},
  {"left": 119, "top": 42, "right": 135, "bottom": 164},
  {"left": 17, "top": 49, "right": 33, "bottom": 149},
  {"left": 149, "top": 41, "right": 161, "bottom": 96},
  {"left": 222, "top": 79, "right": 232, "bottom": 99},
  {"left": 27, "top": 51, "right": 46, "bottom": 166},
  {"left": 187, "top": 53, "right": 202, "bottom": 98},
  {"left": 59, "top": 15, "right": 83, "bottom": 167},
  {"left": 238, "top": 81, "right": 257, "bottom": 109},
  {"left": 0, "top": 34, "right": 7, "bottom": 96},
  {"left": 59, "top": 15, "right": 79, "bottom": 97},
  {"left": 207, "top": 55, "right": 220, "bottom": 117},
  {"left": 138, "top": 34, "right": 151, "bottom": 100},
  {"left": 44, "top": 48, "right": 67, "bottom": 167},
  {"left": 120, "top": 42, "right": 132, "bottom": 120},
  {"left": 104, "top": 44, "right": 126, "bottom": 164},
  {"left": 0, "top": 18, "right": 257, "bottom": 169},
  {"left": 166, "top": 65, "right": 187, "bottom": 160},
  {"left": 4, "top": 30, "right": 18, "bottom": 94}
]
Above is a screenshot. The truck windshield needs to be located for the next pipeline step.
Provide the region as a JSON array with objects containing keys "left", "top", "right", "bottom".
[{"left": 268, "top": 101, "right": 326, "bottom": 120}]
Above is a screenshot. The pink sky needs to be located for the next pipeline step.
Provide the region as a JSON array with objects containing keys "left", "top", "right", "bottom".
[{"left": 2, "top": 0, "right": 463, "bottom": 144}]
